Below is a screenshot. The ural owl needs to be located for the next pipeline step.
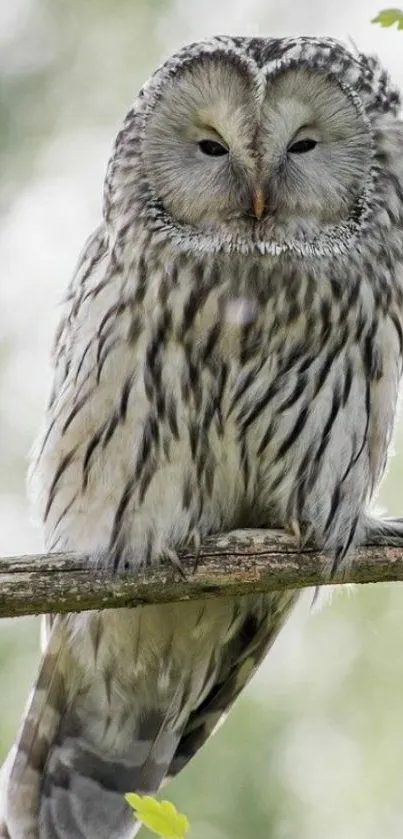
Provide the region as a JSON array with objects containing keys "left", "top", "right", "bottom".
[{"left": 2, "top": 35, "right": 403, "bottom": 839}]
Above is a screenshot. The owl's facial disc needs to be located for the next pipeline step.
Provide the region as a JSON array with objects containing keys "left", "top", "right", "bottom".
[{"left": 142, "top": 56, "right": 373, "bottom": 253}]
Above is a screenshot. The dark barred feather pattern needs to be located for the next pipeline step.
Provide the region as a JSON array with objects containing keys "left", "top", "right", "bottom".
[{"left": 2, "top": 34, "right": 403, "bottom": 839}]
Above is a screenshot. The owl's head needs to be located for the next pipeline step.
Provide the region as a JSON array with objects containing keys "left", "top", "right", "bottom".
[{"left": 105, "top": 36, "right": 402, "bottom": 257}]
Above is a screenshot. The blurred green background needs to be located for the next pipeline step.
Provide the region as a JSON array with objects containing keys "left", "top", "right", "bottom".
[{"left": 1, "top": 1, "right": 403, "bottom": 837}]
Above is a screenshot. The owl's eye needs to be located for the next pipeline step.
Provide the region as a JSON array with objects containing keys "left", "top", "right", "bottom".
[
  {"left": 198, "top": 139, "right": 228, "bottom": 157},
  {"left": 288, "top": 138, "right": 317, "bottom": 154}
]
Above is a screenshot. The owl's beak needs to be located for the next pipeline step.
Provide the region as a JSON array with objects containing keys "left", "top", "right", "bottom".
[{"left": 252, "top": 188, "right": 265, "bottom": 221}]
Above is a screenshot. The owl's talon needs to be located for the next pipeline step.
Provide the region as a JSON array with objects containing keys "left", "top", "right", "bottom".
[
  {"left": 162, "top": 547, "right": 187, "bottom": 580},
  {"left": 288, "top": 518, "right": 314, "bottom": 552},
  {"left": 189, "top": 529, "right": 202, "bottom": 573},
  {"left": 300, "top": 526, "right": 314, "bottom": 551},
  {"left": 288, "top": 518, "right": 302, "bottom": 550}
]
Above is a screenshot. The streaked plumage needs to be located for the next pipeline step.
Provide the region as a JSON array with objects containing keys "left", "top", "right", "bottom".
[{"left": 2, "top": 34, "right": 403, "bottom": 839}]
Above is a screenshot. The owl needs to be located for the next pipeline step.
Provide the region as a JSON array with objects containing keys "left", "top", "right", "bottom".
[{"left": 2, "top": 34, "right": 403, "bottom": 839}]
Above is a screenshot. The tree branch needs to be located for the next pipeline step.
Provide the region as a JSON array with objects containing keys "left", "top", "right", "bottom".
[{"left": 1, "top": 529, "right": 402, "bottom": 619}]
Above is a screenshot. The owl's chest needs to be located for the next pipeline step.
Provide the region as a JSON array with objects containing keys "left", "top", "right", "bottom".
[
  {"left": 171, "top": 266, "right": 340, "bottom": 425},
  {"left": 168, "top": 255, "right": 349, "bottom": 370},
  {"left": 164, "top": 266, "right": 381, "bottom": 522}
]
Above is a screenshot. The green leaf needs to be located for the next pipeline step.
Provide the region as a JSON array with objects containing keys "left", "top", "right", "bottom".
[
  {"left": 125, "top": 793, "right": 190, "bottom": 839},
  {"left": 371, "top": 8, "right": 403, "bottom": 28}
]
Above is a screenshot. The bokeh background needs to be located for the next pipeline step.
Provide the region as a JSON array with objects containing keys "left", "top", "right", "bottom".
[{"left": 1, "top": 1, "right": 403, "bottom": 837}]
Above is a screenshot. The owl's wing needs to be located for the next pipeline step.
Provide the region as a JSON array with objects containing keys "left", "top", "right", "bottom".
[
  {"left": 362, "top": 312, "right": 403, "bottom": 546},
  {"left": 165, "top": 590, "right": 296, "bottom": 783},
  {"left": 45, "top": 223, "right": 109, "bottom": 411},
  {"left": 0, "top": 225, "right": 112, "bottom": 836}
]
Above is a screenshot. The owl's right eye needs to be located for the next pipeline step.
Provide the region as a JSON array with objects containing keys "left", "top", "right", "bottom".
[{"left": 198, "top": 139, "right": 229, "bottom": 157}]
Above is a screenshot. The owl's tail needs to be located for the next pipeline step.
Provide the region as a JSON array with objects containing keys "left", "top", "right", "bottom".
[
  {"left": 37, "top": 712, "right": 183, "bottom": 839},
  {"left": 1, "top": 617, "right": 185, "bottom": 839}
]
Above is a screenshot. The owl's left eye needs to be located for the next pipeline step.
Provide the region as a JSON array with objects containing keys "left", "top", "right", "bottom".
[
  {"left": 288, "top": 138, "right": 317, "bottom": 154},
  {"left": 198, "top": 139, "right": 229, "bottom": 157}
]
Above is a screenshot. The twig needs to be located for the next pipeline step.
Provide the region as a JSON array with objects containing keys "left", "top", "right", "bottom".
[{"left": 0, "top": 529, "right": 402, "bottom": 619}]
